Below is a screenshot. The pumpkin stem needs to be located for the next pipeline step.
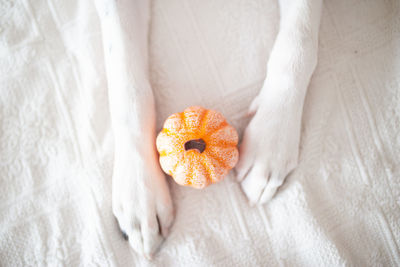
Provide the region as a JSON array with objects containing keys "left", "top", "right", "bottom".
[{"left": 184, "top": 139, "right": 206, "bottom": 153}]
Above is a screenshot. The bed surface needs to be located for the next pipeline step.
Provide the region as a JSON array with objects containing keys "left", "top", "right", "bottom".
[{"left": 1, "top": 0, "right": 399, "bottom": 266}]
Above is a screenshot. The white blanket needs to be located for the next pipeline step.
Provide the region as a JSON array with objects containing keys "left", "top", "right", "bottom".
[{"left": 1, "top": 0, "right": 399, "bottom": 266}]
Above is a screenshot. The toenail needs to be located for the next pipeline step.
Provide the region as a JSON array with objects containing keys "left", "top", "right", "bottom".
[{"left": 121, "top": 230, "right": 129, "bottom": 241}]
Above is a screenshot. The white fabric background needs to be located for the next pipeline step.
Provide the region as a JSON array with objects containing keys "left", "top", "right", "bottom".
[{"left": 1, "top": 0, "right": 399, "bottom": 266}]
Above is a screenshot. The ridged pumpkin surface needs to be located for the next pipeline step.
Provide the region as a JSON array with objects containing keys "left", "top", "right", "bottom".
[{"left": 156, "top": 106, "right": 239, "bottom": 189}]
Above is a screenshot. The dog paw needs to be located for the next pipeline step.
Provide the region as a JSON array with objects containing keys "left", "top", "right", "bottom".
[
  {"left": 112, "top": 142, "right": 174, "bottom": 259},
  {"left": 236, "top": 92, "right": 303, "bottom": 205}
]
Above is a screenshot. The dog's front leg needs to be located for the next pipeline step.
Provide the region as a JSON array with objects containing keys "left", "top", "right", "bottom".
[
  {"left": 236, "top": 0, "right": 323, "bottom": 204},
  {"left": 95, "top": 0, "right": 174, "bottom": 258}
]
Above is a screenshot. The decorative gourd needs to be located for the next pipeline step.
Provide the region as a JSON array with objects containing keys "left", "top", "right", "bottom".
[{"left": 156, "top": 106, "right": 239, "bottom": 189}]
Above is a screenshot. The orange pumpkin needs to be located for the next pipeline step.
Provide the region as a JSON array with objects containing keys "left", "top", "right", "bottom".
[{"left": 156, "top": 106, "right": 239, "bottom": 189}]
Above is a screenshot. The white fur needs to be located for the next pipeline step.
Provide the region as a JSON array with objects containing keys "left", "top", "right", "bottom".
[
  {"left": 95, "top": 0, "right": 174, "bottom": 259},
  {"left": 237, "top": 0, "right": 323, "bottom": 204},
  {"left": 95, "top": 0, "right": 322, "bottom": 258}
]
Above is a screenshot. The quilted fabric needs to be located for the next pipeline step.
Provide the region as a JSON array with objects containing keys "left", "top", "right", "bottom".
[{"left": 0, "top": 0, "right": 399, "bottom": 266}]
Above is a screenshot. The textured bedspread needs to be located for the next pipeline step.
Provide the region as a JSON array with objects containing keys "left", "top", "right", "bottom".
[{"left": 1, "top": 0, "right": 399, "bottom": 266}]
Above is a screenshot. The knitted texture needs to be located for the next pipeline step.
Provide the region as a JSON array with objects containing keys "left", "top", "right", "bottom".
[{"left": 0, "top": 0, "right": 399, "bottom": 266}]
